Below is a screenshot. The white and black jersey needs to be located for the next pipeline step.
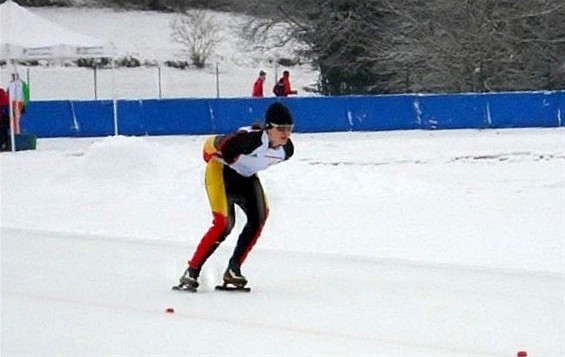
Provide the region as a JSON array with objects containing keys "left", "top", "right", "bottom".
[{"left": 217, "top": 130, "right": 294, "bottom": 177}]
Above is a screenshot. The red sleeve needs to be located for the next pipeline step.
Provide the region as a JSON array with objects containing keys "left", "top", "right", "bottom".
[
  {"left": 0, "top": 89, "right": 8, "bottom": 106},
  {"left": 252, "top": 79, "right": 263, "bottom": 97},
  {"left": 283, "top": 79, "right": 292, "bottom": 96}
]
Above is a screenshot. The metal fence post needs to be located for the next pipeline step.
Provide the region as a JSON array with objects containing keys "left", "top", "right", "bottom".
[
  {"left": 216, "top": 62, "right": 220, "bottom": 98},
  {"left": 93, "top": 66, "right": 98, "bottom": 100},
  {"left": 158, "top": 66, "right": 162, "bottom": 99}
]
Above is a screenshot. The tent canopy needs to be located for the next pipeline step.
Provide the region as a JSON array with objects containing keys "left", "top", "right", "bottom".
[
  {"left": 0, "top": 0, "right": 112, "bottom": 60},
  {"left": 0, "top": 0, "right": 118, "bottom": 149}
]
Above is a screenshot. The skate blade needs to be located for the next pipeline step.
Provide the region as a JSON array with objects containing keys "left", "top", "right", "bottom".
[
  {"left": 215, "top": 284, "right": 251, "bottom": 292},
  {"left": 172, "top": 284, "right": 197, "bottom": 293}
]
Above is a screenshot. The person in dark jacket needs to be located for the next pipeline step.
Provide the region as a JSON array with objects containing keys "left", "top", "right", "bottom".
[
  {"left": 0, "top": 87, "right": 10, "bottom": 151},
  {"left": 252, "top": 70, "right": 266, "bottom": 97},
  {"left": 273, "top": 70, "right": 298, "bottom": 97},
  {"left": 177, "top": 102, "right": 295, "bottom": 291}
]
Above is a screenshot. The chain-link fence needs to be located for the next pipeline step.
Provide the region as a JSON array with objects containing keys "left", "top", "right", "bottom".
[{"left": 0, "top": 63, "right": 318, "bottom": 101}]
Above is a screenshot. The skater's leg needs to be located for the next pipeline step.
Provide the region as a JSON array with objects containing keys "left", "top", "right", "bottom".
[
  {"left": 228, "top": 176, "right": 269, "bottom": 270},
  {"left": 188, "top": 160, "right": 235, "bottom": 271}
]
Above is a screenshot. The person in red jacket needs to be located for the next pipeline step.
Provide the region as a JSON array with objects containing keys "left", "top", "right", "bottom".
[
  {"left": 273, "top": 70, "right": 298, "bottom": 97},
  {"left": 252, "top": 70, "right": 266, "bottom": 97}
]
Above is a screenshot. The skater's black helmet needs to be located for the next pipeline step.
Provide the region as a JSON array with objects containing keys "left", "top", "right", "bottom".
[{"left": 265, "top": 102, "right": 293, "bottom": 129}]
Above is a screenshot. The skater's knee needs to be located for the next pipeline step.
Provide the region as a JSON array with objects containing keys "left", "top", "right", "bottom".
[
  {"left": 256, "top": 210, "right": 268, "bottom": 226},
  {"left": 246, "top": 218, "right": 265, "bottom": 233},
  {"left": 224, "top": 220, "right": 235, "bottom": 236},
  {"left": 211, "top": 213, "right": 235, "bottom": 237}
]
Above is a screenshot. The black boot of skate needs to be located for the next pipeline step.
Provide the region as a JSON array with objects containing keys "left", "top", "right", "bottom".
[
  {"left": 223, "top": 266, "right": 247, "bottom": 287},
  {"left": 173, "top": 266, "right": 199, "bottom": 292},
  {"left": 215, "top": 265, "right": 251, "bottom": 292}
]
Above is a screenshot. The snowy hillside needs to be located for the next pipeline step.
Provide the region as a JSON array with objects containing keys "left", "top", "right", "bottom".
[
  {"left": 35, "top": 7, "right": 305, "bottom": 66},
  {"left": 0, "top": 6, "right": 319, "bottom": 99}
]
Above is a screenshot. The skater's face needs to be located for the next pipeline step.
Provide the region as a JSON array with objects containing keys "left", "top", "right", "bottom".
[{"left": 267, "top": 124, "right": 293, "bottom": 148}]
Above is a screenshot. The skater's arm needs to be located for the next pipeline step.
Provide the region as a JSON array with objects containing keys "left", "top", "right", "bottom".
[{"left": 220, "top": 131, "right": 263, "bottom": 164}]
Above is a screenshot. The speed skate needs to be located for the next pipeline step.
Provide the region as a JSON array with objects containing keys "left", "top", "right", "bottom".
[
  {"left": 171, "top": 282, "right": 251, "bottom": 293},
  {"left": 172, "top": 283, "right": 197, "bottom": 293},
  {"left": 215, "top": 282, "right": 251, "bottom": 292}
]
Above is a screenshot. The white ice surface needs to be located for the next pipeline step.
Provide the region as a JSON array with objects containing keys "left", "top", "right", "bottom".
[{"left": 2, "top": 128, "right": 564, "bottom": 356}]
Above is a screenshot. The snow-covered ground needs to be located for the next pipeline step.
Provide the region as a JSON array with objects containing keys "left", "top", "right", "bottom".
[{"left": 2, "top": 128, "right": 564, "bottom": 356}]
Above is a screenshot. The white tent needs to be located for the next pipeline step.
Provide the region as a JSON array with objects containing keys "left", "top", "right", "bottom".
[{"left": 0, "top": 0, "right": 117, "bottom": 151}]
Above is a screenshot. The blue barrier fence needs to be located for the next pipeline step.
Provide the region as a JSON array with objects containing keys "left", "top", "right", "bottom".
[{"left": 21, "top": 91, "right": 564, "bottom": 138}]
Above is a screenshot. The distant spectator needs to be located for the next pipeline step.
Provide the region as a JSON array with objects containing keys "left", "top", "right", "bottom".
[
  {"left": 0, "top": 86, "right": 10, "bottom": 151},
  {"left": 273, "top": 70, "right": 298, "bottom": 97},
  {"left": 252, "top": 70, "right": 267, "bottom": 97},
  {"left": 7, "top": 73, "right": 28, "bottom": 135}
]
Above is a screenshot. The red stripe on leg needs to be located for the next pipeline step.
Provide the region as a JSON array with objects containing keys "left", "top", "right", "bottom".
[{"left": 190, "top": 212, "right": 228, "bottom": 269}]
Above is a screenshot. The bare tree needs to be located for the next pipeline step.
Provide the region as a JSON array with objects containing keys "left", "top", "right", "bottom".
[
  {"left": 241, "top": 0, "right": 565, "bottom": 94},
  {"left": 382, "top": 0, "right": 565, "bottom": 93},
  {"left": 171, "top": 10, "right": 223, "bottom": 68},
  {"left": 240, "top": 0, "right": 394, "bottom": 95}
]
